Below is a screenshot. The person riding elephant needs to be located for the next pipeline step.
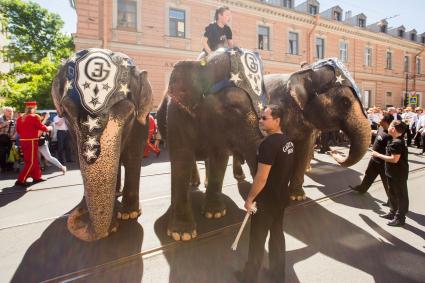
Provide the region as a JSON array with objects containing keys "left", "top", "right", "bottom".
[
  {"left": 51, "top": 48, "right": 153, "bottom": 241},
  {"left": 157, "top": 49, "right": 370, "bottom": 241}
]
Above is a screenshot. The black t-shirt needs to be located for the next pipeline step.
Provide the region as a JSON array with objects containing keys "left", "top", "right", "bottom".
[
  {"left": 203, "top": 23, "right": 232, "bottom": 52},
  {"left": 254, "top": 133, "right": 294, "bottom": 208},
  {"left": 385, "top": 138, "right": 409, "bottom": 180},
  {"left": 371, "top": 127, "right": 391, "bottom": 164}
]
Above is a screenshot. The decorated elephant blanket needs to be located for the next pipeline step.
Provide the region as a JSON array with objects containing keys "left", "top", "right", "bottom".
[{"left": 211, "top": 47, "right": 268, "bottom": 117}]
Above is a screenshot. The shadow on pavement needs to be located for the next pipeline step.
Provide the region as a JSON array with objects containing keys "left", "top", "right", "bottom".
[
  {"left": 283, "top": 196, "right": 424, "bottom": 283},
  {"left": 10, "top": 213, "right": 144, "bottom": 283},
  {"left": 141, "top": 146, "right": 170, "bottom": 167}
]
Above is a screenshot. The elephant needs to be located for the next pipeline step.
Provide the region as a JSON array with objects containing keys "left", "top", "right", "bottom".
[
  {"left": 51, "top": 48, "right": 153, "bottom": 241},
  {"left": 265, "top": 58, "right": 371, "bottom": 199},
  {"left": 157, "top": 48, "right": 370, "bottom": 241}
]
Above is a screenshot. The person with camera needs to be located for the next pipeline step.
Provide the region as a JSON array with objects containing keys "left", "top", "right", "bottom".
[{"left": 0, "top": 106, "right": 17, "bottom": 172}]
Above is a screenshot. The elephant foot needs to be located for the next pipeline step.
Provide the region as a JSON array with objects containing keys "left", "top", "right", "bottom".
[
  {"left": 290, "top": 187, "right": 306, "bottom": 201},
  {"left": 67, "top": 206, "right": 118, "bottom": 242},
  {"left": 167, "top": 210, "right": 197, "bottom": 241},
  {"left": 117, "top": 208, "right": 142, "bottom": 220},
  {"left": 203, "top": 194, "right": 226, "bottom": 219},
  {"left": 167, "top": 228, "right": 197, "bottom": 241}
]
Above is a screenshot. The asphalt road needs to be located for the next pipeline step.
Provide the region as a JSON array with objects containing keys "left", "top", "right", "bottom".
[{"left": 0, "top": 146, "right": 424, "bottom": 283}]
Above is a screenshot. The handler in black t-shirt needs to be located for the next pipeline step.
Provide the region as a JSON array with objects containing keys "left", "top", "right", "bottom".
[
  {"left": 349, "top": 114, "right": 393, "bottom": 199},
  {"left": 238, "top": 105, "right": 294, "bottom": 283},
  {"left": 372, "top": 120, "right": 409, "bottom": 227},
  {"left": 198, "top": 6, "right": 233, "bottom": 59}
]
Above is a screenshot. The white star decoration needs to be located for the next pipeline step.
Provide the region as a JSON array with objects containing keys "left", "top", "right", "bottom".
[
  {"left": 121, "top": 59, "right": 130, "bottom": 68},
  {"left": 230, "top": 72, "right": 242, "bottom": 84},
  {"left": 83, "top": 116, "right": 101, "bottom": 132},
  {"left": 336, "top": 75, "right": 345, "bottom": 84},
  {"left": 229, "top": 49, "right": 237, "bottom": 56},
  {"left": 257, "top": 102, "right": 264, "bottom": 111},
  {"left": 85, "top": 136, "right": 99, "bottom": 148},
  {"left": 119, "top": 84, "right": 130, "bottom": 95},
  {"left": 83, "top": 148, "right": 97, "bottom": 161}
]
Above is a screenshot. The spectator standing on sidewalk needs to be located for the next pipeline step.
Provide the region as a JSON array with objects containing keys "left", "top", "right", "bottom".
[
  {"left": 53, "top": 115, "right": 73, "bottom": 163},
  {"left": 372, "top": 120, "right": 409, "bottom": 226},
  {"left": 0, "top": 107, "right": 17, "bottom": 172}
]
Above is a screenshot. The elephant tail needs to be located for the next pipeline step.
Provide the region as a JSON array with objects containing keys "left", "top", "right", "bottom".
[{"left": 156, "top": 94, "right": 168, "bottom": 142}]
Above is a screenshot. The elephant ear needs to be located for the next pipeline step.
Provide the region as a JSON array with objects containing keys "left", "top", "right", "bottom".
[
  {"left": 129, "top": 68, "right": 153, "bottom": 125},
  {"left": 287, "top": 70, "right": 312, "bottom": 110},
  {"left": 51, "top": 64, "right": 67, "bottom": 117}
]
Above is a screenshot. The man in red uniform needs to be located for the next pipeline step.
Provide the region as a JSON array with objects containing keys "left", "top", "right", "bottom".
[
  {"left": 15, "top": 101, "right": 52, "bottom": 187},
  {"left": 143, "top": 114, "right": 160, "bottom": 157}
]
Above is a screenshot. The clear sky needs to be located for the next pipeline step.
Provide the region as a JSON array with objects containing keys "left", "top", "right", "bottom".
[{"left": 32, "top": 0, "right": 425, "bottom": 34}]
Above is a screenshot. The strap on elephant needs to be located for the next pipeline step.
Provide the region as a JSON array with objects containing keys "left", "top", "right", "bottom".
[{"left": 207, "top": 47, "right": 268, "bottom": 117}]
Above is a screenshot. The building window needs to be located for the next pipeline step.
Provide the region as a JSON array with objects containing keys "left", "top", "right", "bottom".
[
  {"left": 316, "top": 38, "right": 324, "bottom": 59},
  {"left": 288, "top": 32, "right": 298, "bottom": 55},
  {"left": 309, "top": 5, "right": 318, "bottom": 15},
  {"left": 339, "top": 42, "right": 348, "bottom": 62},
  {"left": 386, "top": 52, "right": 392, "bottom": 69},
  {"left": 398, "top": 30, "right": 404, "bottom": 38},
  {"left": 333, "top": 11, "right": 341, "bottom": 21},
  {"left": 258, "top": 25, "right": 270, "bottom": 50},
  {"left": 364, "top": 47, "right": 372, "bottom": 66},
  {"left": 283, "top": 0, "right": 293, "bottom": 8},
  {"left": 386, "top": 92, "right": 392, "bottom": 97},
  {"left": 380, "top": 25, "right": 387, "bottom": 33},
  {"left": 417, "top": 58, "right": 421, "bottom": 74},
  {"left": 358, "top": 18, "right": 365, "bottom": 28},
  {"left": 169, "top": 8, "right": 186, "bottom": 38},
  {"left": 117, "top": 0, "right": 137, "bottom": 29},
  {"left": 410, "top": 33, "right": 417, "bottom": 41},
  {"left": 260, "top": 0, "right": 283, "bottom": 6},
  {"left": 404, "top": 56, "right": 409, "bottom": 73},
  {"left": 422, "top": 36, "right": 425, "bottom": 44}
]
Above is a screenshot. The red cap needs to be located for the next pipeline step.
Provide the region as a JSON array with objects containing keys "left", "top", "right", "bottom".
[{"left": 24, "top": 101, "right": 37, "bottom": 108}]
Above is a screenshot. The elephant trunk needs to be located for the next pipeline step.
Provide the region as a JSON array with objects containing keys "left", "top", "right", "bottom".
[
  {"left": 332, "top": 112, "right": 371, "bottom": 167},
  {"left": 67, "top": 102, "right": 135, "bottom": 242}
]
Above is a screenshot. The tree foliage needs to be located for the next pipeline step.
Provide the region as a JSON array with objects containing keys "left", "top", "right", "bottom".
[{"left": 0, "top": 0, "right": 74, "bottom": 110}]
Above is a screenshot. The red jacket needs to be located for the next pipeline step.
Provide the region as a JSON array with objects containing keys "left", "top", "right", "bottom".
[{"left": 17, "top": 114, "right": 48, "bottom": 139}]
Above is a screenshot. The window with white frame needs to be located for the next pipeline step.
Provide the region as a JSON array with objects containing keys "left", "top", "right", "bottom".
[
  {"left": 404, "top": 55, "right": 409, "bottom": 73},
  {"left": 411, "top": 33, "right": 417, "bottom": 41},
  {"left": 258, "top": 26, "right": 270, "bottom": 50},
  {"left": 288, "top": 32, "right": 298, "bottom": 55},
  {"left": 283, "top": 0, "right": 293, "bottom": 8},
  {"left": 364, "top": 47, "right": 372, "bottom": 66},
  {"left": 339, "top": 42, "right": 348, "bottom": 62},
  {"left": 398, "top": 30, "right": 404, "bottom": 38},
  {"left": 169, "top": 8, "right": 186, "bottom": 38},
  {"left": 380, "top": 25, "right": 387, "bottom": 33},
  {"left": 316, "top": 38, "right": 324, "bottom": 59},
  {"left": 117, "top": 0, "right": 137, "bottom": 29},
  {"left": 417, "top": 57, "right": 421, "bottom": 74},
  {"left": 358, "top": 18, "right": 365, "bottom": 28},
  {"left": 260, "top": 0, "right": 283, "bottom": 6},
  {"left": 333, "top": 11, "right": 341, "bottom": 21},
  {"left": 386, "top": 51, "right": 392, "bottom": 69}
]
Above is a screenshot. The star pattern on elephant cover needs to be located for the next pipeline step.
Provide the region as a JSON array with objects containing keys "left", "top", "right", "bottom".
[{"left": 228, "top": 47, "right": 268, "bottom": 117}]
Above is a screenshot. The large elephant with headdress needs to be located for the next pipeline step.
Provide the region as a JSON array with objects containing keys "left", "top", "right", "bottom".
[
  {"left": 51, "top": 48, "right": 152, "bottom": 241},
  {"left": 157, "top": 48, "right": 370, "bottom": 241}
]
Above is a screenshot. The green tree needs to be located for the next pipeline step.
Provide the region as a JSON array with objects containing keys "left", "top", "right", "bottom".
[{"left": 0, "top": 0, "right": 74, "bottom": 110}]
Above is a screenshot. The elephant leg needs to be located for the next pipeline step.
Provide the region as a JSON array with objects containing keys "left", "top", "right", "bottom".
[
  {"left": 168, "top": 148, "right": 197, "bottom": 241},
  {"left": 117, "top": 121, "right": 145, "bottom": 220},
  {"left": 189, "top": 160, "right": 201, "bottom": 188},
  {"left": 203, "top": 152, "right": 229, "bottom": 219},
  {"left": 232, "top": 156, "right": 246, "bottom": 182},
  {"left": 289, "top": 134, "right": 315, "bottom": 201}
]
